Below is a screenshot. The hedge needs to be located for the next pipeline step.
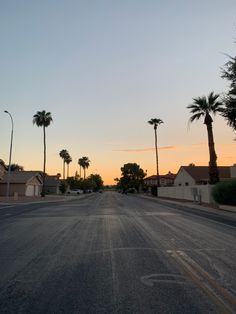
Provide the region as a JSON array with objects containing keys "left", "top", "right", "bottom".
[{"left": 212, "top": 180, "right": 236, "bottom": 205}]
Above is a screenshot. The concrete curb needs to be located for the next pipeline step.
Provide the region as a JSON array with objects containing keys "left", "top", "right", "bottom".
[{"left": 136, "top": 194, "right": 236, "bottom": 216}]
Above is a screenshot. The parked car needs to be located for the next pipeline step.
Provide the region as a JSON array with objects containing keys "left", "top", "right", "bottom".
[{"left": 67, "top": 189, "right": 83, "bottom": 195}]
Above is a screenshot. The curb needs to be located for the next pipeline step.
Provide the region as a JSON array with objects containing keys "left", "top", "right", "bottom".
[{"left": 136, "top": 194, "right": 236, "bottom": 216}]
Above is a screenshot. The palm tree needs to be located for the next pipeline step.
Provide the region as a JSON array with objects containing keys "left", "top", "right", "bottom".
[
  {"left": 80, "top": 156, "right": 90, "bottom": 180},
  {"left": 33, "top": 110, "right": 53, "bottom": 196},
  {"left": 78, "top": 157, "right": 84, "bottom": 178},
  {"left": 148, "top": 118, "right": 163, "bottom": 194},
  {"left": 65, "top": 155, "right": 72, "bottom": 178},
  {"left": 187, "top": 92, "right": 224, "bottom": 184},
  {"left": 59, "top": 149, "right": 68, "bottom": 180}
]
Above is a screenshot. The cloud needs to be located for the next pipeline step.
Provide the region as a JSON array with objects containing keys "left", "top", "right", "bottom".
[
  {"left": 159, "top": 146, "right": 176, "bottom": 150},
  {"left": 113, "top": 146, "right": 176, "bottom": 153},
  {"left": 113, "top": 148, "right": 154, "bottom": 153}
]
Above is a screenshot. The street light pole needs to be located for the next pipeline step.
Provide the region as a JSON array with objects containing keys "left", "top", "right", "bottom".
[{"left": 4, "top": 110, "right": 14, "bottom": 201}]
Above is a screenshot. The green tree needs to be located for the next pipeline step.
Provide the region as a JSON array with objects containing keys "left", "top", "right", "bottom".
[
  {"left": 59, "top": 181, "right": 67, "bottom": 194},
  {"left": 59, "top": 149, "right": 68, "bottom": 180},
  {"left": 87, "top": 174, "right": 104, "bottom": 191},
  {"left": 33, "top": 110, "right": 53, "bottom": 196},
  {"left": 221, "top": 55, "right": 236, "bottom": 132},
  {"left": 187, "top": 92, "right": 224, "bottom": 184},
  {"left": 148, "top": 118, "right": 163, "bottom": 192},
  {"left": 119, "top": 163, "right": 146, "bottom": 192},
  {"left": 6, "top": 163, "right": 24, "bottom": 171}
]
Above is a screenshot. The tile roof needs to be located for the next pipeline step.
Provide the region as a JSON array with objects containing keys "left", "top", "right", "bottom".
[
  {"left": 45, "top": 175, "right": 60, "bottom": 186},
  {"left": 0, "top": 171, "right": 43, "bottom": 184},
  {"left": 145, "top": 172, "right": 176, "bottom": 180},
  {"left": 181, "top": 166, "right": 231, "bottom": 181}
]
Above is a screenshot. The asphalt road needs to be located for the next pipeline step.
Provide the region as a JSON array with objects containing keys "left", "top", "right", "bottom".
[{"left": 0, "top": 191, "right": 235, "bottom": 314}]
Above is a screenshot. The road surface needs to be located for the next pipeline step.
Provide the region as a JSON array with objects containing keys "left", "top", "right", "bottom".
[{"left": 0, "top": 191, "right": 235, "bottom": 313}]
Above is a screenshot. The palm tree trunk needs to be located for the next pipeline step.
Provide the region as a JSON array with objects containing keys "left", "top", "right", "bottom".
[
  {"left": 84, "top": 168, "right": 86, "bottom": 180},
  {"left": 79, "top": 166, "right": 81, "bottom": 178},
  {"left": 67, "top": 164, "right": 69, "bottom": 178},
  {"left": 62, "top": 161, "right": 65, "bottom": 180},
  {"left": 206, "top": 123, "right": 219, "bottom": 184},
  {"left": 154, "top": 128, "right": 160, "bottom": 194},
  {"left": 42, "top": 126, "right": 46, "bottom": 196}
]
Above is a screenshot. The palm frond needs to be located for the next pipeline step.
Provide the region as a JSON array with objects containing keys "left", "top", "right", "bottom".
[
  {"left": 187, "top": 104, "right": 202, "bottom": 114},
  {"left": 189, "top": 112, "right": 204, "bottom": 123},
  {"left": 208, "top": 91, "right": 219, "bottom": 104},
  {"left": 148, "top": 118, "right": 163, "bottom": 126},
  {"left": 33, "top": 110, "right": 53, "bottom": 127}
]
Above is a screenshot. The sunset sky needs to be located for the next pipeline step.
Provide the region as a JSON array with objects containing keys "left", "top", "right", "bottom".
[{"left": 1, "top": 0, "right": 236, "bottom": 184}]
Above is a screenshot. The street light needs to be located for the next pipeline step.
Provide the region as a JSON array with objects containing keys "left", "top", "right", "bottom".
[{"left": 4, "top": 110, "right": 14, "bottom": 201}]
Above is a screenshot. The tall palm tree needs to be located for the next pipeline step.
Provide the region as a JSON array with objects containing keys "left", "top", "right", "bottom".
[
  {"left": 65, "top": 155, "right": 72, "bottom": 178},
  {"left": 187, "top": 91, "right": 224, "bottom": 184},
  {"left": 59, "top": 149, "right": 68, "bottom": 180},
  {"left": 78, "top": 157, "right": 83, "bottom": 178},
  {"left": 80, "top": 156, "right": 90, "bottom": 180},
  {"left": 148, "top": 118, "right": 163, "bottom": 194},
  {"left": 33, "top": 110, "right": 53, "bottom": 196}
]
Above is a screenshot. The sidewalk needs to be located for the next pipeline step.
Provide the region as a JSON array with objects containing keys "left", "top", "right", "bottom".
[
  {"left": 137, "top": 193, "right": 236, "bottom": 215},
  {"left": 0, "top": 194, "right": 82, "bottom": 206}
]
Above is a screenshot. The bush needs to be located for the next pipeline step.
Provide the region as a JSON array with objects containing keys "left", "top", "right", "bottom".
[
  {"left": 126, "top": 188, "right": 137, "bottom": 193},
  {"left": 151, "top": 186, "right": 157, "bottom": 196},
  {"left": 59, "top": 181, "right": 67, "bottom": 194},
  {"left": 212, "top": 180, "right": 236, "bottom": 205}
]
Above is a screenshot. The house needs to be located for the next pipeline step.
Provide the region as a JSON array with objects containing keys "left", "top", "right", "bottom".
[
  {"left": 44, "top": 175, "right": 61, "bottom": 194},
  {"left": 144, "top": 172, "right": 176, "bottom": 187},
  {"left": 0, "top": 159, "right": 7, "bottom": 180},
  {"left": 0, "top": 171, "right": 43, "bottom": 197},
  {"left": 174, "top": 165, "right": 232, "bottom": 186},
  {"left": 230, "top": 164, "right": 236, "bottom": 178},
  {"left": 144, "top": 175, "right": 157, "bottom": 187}
]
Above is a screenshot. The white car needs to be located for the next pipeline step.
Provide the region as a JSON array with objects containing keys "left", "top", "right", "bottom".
[{"left": 68, "top": 189, "right": 83, "bottom": 195}]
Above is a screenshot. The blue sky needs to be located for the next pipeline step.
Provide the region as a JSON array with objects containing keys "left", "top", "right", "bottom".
[{"left": 1, "top": 1, "right": 236, "bottom": 183}]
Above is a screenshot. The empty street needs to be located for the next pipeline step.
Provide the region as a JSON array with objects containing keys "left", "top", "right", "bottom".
[{"left": 0, "top": 192, "right": 235, "bottom": 314}]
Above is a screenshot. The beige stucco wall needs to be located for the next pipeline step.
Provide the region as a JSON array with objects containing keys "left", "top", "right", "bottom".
[
  {"left": 174, "top": 168, "right": 195, "bottom": 186},
  {"left": 0, "top": 177, "right": 42, "bottom": 196},
  {"left": 230, "top": 164, "right": 236, "bottom": 178},
  {"left": 0, "top": 184, "right": 26, "bottom": 196},
  {"left": 158, "top": 184, "right": 214, "bottom": 204}
]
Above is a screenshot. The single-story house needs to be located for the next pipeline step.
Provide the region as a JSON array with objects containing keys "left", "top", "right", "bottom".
[
  {"left": 144, "top": 172, "right": 176, "bottom": 187},
  {"left": 0, "top": 171, "right": 43, "bottom": 197},
  {"left": 0, "top": 159, "right": 7, "bottom": 180},
  {"left": 174, "top": 165, "right": 233, "bottom": 186},
  {"left": 44, "top": 175, "right": 61, "bottom": 194}
]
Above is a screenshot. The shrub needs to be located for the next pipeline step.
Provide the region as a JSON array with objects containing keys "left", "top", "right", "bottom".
[
  {"left": 212, "top": 180, "right": 236, "bottom": 205},
  {"left": 59, "top": 181, "right": 67, "bottom": 194},
  {"left": 151, "top": 186, "right": 157, "bottom": 196}
]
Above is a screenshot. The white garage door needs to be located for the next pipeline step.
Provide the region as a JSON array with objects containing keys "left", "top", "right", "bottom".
[
  {"left": 35, "top": 185, "right": 39, "bottom": 196},
  {"left": 26, "top": 185, "right": 34, "bottom": 196}
]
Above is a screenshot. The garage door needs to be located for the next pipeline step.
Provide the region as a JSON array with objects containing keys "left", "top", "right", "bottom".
[
  {"left": 26, "top": 185, "right": 34, "bottom": 196},
  {"left": 35, "top": 185, "right": 40, "bottom": 196}
]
